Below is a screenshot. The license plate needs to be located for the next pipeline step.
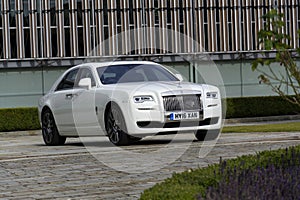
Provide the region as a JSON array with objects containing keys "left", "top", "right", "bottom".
[{"left": 170, "top": 112, "right": 200, "bottom": 121}]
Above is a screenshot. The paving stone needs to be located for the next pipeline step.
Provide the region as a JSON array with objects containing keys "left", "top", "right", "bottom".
[{"left": 0, "top": 132, "right": 299, "bottom": 199}]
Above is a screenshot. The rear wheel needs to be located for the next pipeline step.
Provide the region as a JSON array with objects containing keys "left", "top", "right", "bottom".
[
  {"left": 195, "top": 130, "right": 220, "bottom": 141},
  {"left": 105, "top": 104, "right": 133, "bottom": 146},
  {"left": 42, "top": 109, "right": 66, "bottom": 145}
]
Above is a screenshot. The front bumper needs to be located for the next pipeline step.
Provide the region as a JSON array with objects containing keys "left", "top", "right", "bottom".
[{"left": 124, "top": 102, "right": 222, "bottom": 137}]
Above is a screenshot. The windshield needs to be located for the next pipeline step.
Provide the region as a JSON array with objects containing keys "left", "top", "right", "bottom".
[{"left": 97, "top": 64, "right": 179, "bottom": 85}]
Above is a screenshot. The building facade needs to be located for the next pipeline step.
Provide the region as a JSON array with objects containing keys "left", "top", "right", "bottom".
[{"left": 0, "top": 0, "right": 299, "bottom": 107}]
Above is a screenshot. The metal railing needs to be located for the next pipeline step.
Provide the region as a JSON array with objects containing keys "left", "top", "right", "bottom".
[{"left": 0, "top": 0, "right": 299, "bottom": 60}]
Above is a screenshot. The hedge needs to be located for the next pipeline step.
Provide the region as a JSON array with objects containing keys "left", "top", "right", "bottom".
[
  {"left": 225, "top": 96, "right": 300, "bottom": 118},
  {"left": 0, "top": 107, "right": 40, "bottom": 132},
  {"left": 0, "top": 96, "right": 299, "bottom": 132}
]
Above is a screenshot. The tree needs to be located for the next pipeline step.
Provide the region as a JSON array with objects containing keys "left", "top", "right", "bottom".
[{"left": 252, "top": 9, "right": 300, "bottom": 107}]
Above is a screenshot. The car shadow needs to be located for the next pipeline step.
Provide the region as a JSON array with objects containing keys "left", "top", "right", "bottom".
[{"left": 61, "top": 138, "right": 199, "bottom": 148}]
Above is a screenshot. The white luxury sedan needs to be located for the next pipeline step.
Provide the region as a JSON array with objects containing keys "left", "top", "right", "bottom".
[{"left": 38, "top": 61, "right": 222, "bottom": 146}]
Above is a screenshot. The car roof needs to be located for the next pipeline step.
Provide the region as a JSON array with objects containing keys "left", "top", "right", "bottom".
[{"left": 78, "top": 61, "right": 161, "bottom": 69}]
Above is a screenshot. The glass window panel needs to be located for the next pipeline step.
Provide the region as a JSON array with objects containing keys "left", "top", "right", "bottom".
[
  {"left": 24, "top": 29, "right": 31, "bottom": 58},
  {"left": 37, "top": 28, "right": 43, "bottom": 57},
  {"left": 154, "top": 0, "right": 159, "bottom": 24},
  {"left": 77, "top": 0, "right": 83, "bottom": 26},
  {"left": 65, "top": 28, "right": 71, "bottom": 57},
  {"left": 242, "top": 62, "right": 283, "bottom": 97},
  {"left": 252, "top": 23, "right": 256, "bottom": 49},
  {"left": 242, "top": 62, "right": 284, "bottom": 85},
  {"left": 177, "top": 0, "right": 183, "bottom": 23},
  {"left": 0, "top": 30, "right": 3, "bottom": 58},
  {"left": 10, "top": 0, "right": 16, "bottom": 27},
  {"left": 0, "top": 0, "right": 2, "bottom": 27},
  {"left": 36, "top": 0, "right": 42, "bottom": 26},
  {"left": 216, "top": 24, "right": 221, "bottom": 51},
  {"left": 23, "top": 0, "right": 30, "bottom": 27},
  {"left": 129, "top": 26, "right": 136, "bottom": 55},
  {"left": 78, "top": 27, "right": 84, "bottom": 56},
  {"left": 104, "top": 26, "right": 109, "bottom": 54},
  {"left": 63, "top": 1, "right": 70, "bottom": 26},
  {"left": 103, "top": 0, "right": 108, "bottom": 25},
  {"left": 228, "top": 24, "right": 232, "bottom": 50},
  {"left": 203, "top": 24, "right": 208, "bottom": 50},
  {"left": 9, "top": 12, "right": 16, "bottom": 27},
  {"left": 10, "top": 29, "right": 17, "bottom": 58},
  {"left": 203, "top": 0, "right": 207, "bottom": 23},
  {"left": 50, "top": 0, "right": 56, "bottom": 26},
  {"left": 116, "top": 0, "right": 121, "bottom": 25},
  {"left": 220, "top": 85, "right": 242, "bottom": 97},
  {"left": 216, "top": 2, "right": 220, "bottom": 22},
  {"left": 50, "top": 0, "right": 55, "bottom": 9},
  {"left": 0, "top": 69, "right": 45, "bottom": 107},
  {"left": 243, "top": 85, "right": 276, "bottom": 97},
  {"left": 216, "top": 62, "right": 241, "bottom": 85},
  {"left": 51, "top": 28, "right": 57, "bottom": 56},
  {"left": 90, "top": 27, "right": 95, "bottom": 53},
  {"left": 167, "top": 0, "right": 171, "bottom": 24},
  {"left": 117, "top": 26, "right": 122, "bottom": 54},
  {"left": 9, "top": 0, "right": 15, "bottom": 10},
  {"left": 227, "top": 0, "right": 232, "bottom": 22},
  {"left": 104, "top": 26, "right": 109, "bottom": 40}
]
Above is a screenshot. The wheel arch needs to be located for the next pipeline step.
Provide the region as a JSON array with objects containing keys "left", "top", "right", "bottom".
[
  {"left": 104, "top": 101, "right": 128, "bottom": 130},
  {"left": 104, "top": 101, "right": 121, "bottom": 121},
  {"left": 40, "top": 106, "right": 50, "bottom": 120},
  {"left": 40, "top": 106, "right": 58, "bottom": 127}
]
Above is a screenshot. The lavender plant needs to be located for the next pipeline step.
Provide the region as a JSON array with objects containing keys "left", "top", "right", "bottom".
[{"left": 199, "top": 147, "right": 300, "bottom": 199}]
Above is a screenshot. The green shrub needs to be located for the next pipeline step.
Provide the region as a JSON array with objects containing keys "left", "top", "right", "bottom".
[
  {"left": 225, "top": 96, "right": 300, "bottom": 118},
  {"left": 0, "top": 107, "right": 41, "bottom": 132}
]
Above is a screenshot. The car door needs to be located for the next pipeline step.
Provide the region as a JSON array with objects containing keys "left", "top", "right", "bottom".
[
  {"left": 71, "top": 67, "right": 102, "bottom": 136},
  {"left": 51, "top": 68, "right": 80, "bottom": 135}
]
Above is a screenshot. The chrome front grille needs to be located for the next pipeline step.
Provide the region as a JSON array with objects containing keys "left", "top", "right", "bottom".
[{"left": 163, "top": 94, "right": 202, "bottom": 111}]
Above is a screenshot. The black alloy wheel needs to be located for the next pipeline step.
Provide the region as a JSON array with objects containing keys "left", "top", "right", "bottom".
[
  {"left": 42, "top": 109, "right": 66, "bottom": 145},
  {"left": 105, "top": 104, "right": 132, "bottom": 146}
]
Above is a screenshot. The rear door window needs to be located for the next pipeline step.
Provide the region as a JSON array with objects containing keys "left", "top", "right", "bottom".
[{"left": 56, "top": 68, "right": 79, "bottom": 91}]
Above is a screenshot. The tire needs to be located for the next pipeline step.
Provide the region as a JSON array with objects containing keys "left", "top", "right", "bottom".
[
  {"left": 105, "top": 104, "right": 132, "bottom": 146},
  {"left": 42, "top": 109, "right": 66, "bottom": 146},
  {"left": 195, "top": 129, "right": 220, "bottom": 141}
]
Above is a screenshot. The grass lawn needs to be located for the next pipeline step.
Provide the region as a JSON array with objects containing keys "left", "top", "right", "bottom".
[{"left": 222, "top": 122, "right": 300, "bottom": 133}]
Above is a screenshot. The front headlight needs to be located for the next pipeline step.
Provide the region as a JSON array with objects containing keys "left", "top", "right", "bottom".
[
  {"left": 133, "top": 95, "right": 154, "bottom": 103},
  {"left": 206, "top": 92, "right": 218, "bottom": 99}
]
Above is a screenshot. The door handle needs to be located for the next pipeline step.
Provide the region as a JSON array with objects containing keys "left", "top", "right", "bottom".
[{"left": 66, "top": 93, "right": 74, "bottom": 99}]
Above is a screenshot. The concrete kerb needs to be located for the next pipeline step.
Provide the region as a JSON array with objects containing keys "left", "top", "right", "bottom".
[
  {"left": 0, "top": 130, "right": 41, "bottom": 137},
  {"left": 1, "top": 115, "right": 300, "bottom": 137},
  {"left": 225, "top": 115, "right": 300, "bottom": 126}
]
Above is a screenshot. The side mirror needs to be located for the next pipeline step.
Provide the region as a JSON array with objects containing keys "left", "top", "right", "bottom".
[
  {"left": 78, "top": 78, "right": 92, "bottom": 90},
  {"left": 175, "top": 74, "right": 184, "bottom": 82}
]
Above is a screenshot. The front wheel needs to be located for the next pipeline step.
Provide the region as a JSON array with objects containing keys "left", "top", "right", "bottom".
[
  {"left": 105, "top": 104, "right": 132, "bottom": 146},
  {"left": 42, "top": 109, "right": 66, "bottom": 145},
  {"left": 195, "top": 129, "right": 220, "bottom": 141}
]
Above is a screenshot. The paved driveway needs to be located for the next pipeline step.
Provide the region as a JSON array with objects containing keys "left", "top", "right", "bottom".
[{"left": 0, "top": 131, "right": 299, "bottom": 199}]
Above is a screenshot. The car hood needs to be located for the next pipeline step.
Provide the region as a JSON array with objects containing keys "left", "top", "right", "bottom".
[{"left": 102, "top": 81, "right": 207, "bottom": 96}]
